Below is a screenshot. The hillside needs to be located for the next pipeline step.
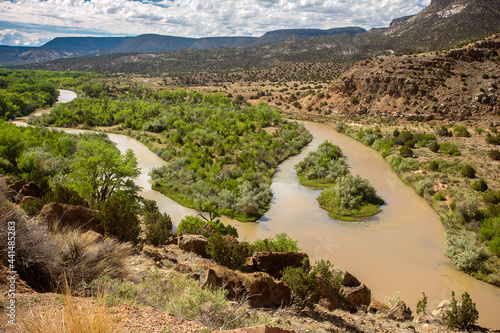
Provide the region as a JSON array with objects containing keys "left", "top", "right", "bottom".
[{"left": 301, "top": 33, "right": 500, "bottom": 121}]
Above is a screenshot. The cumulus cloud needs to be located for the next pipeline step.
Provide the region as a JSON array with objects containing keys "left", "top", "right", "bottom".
[
  {"left": 0, "top": 28, "right": 52, "bottom": 46},
  {"left": 0, "top": 0, "right": 431, "bottom": 46}
]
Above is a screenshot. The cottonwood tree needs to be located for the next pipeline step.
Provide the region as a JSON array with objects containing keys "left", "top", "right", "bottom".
[{"left": 69, "top": 136, "right": 140, "bottom": 206}]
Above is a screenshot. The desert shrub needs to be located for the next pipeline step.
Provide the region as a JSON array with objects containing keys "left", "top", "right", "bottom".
[
  {"left": 43, "top": 184, "right": 88, "bottom": 207},
  {"left": 483, "top": 190, "right": 500, "bottom": 205},
  {"left": 435, "top": 125, "right": 452, "bottom": 137},
  {"left": 96, "top": 195, "right": 140, "bottom": 244},
  {"left": 207, "top": 233, "right": 253, "bottom": 270},
  {"left": 471, "top": 179, "right": 488, "bottom": 192},
  {"left": 478, "top": 218, "right": 500, "bottom": 256},
  {"left": 454, "top": 196, "right": 480, "bottom": 223},
  {"left": 439, "top": 142, "right": 461, "bottom": 156},
  {"left": 399, "top": 145, "right": 413, "bottom": 157},
  {"left": 281, "top": 266, "right": 321, "bottom": 310},
  {"left": 334, "top": 122, "right": 347, "bottom": 133},
  {"left": 19, "top": 197, "right": 43, "bottom": 216},
  {"left": 461, "top": 164, "right": 476, "bottom": 179},
  {"left": 0, "top": 194, "right": 60, "bottom": 292},
  {"left": 53, "top": 228, "right": 132, "bottom": 290},
  {"left": 435, "top": 192, "right": 446, "bottom": 201},
  {"left": 429, "top": 141, "right": 440, "bottom": 153},
  {"left": 144, "top": 211, "right": 172, "bottom": 246},
  {"left": 333, "top": 174, "right": 378, "bottom": 209},
  {"left": 486, "top": 133, "right": 500, "bottom": 145},
  {"left": 445, "top": 231, "right": 488, "bottom": 272},
  {"left": 443, "top": 291, "right": 479, "bottom": 330},
  {"left": 385, "top": 291, "right": 401, "bottom": 308},
  {"left": 488, "top": 149, "right": 500, "bottom": 160},
  {"left": 454, "top": 125, "right": 471, "bottom": 137},
  {"left": 416, "top": 178, "right": 434, "bottom": 197},
  {"left": 416, "top": 292, "right": 428, "bottom": 315},
  {"left": 177, "top": 215, "right": 238, "bottom": 238},
  {"left": 252, "top": 233, "right": 300, "bottom": 253},
  {"left": 311, "top": 259, "right": 350, "bottom": 310}
]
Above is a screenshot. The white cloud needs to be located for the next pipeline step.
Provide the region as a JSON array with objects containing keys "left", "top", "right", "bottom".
[
  {"left": 0, "top": 28, "right": 51, "bottom": 46},
  {"left": 0, "top": 0, "right": 431, "bottom": 46}
]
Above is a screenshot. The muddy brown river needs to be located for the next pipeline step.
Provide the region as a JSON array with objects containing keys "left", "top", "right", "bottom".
[{"left": 15, "top": 91, "right": 500, "bottom": 329}]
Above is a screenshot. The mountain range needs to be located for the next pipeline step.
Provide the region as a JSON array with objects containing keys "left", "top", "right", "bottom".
[
  {"left": 3, "top": 0, "right": 500, "bottom": 71},
  {"left": 0, "top": 27, "right": 365, "bottom": 66}
]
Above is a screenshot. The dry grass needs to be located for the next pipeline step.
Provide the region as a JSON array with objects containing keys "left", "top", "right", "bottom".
[
  {"left": 22, "top": 293, "right": 124, "bottom": 333},
  {"left": 0, "top": 181, "right": 132, "bottom": 293}
]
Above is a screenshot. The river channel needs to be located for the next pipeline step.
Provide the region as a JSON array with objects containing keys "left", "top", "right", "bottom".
[{"left": 15, "top": 90, "right": 500, "bottom": 329}]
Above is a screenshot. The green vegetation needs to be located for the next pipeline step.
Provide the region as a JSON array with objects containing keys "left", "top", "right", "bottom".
[
  {"left": 0, "top": 69, "right": 96, "bottom": 120},
  {"left": 252, "top": 233, "right": 300, "bottom": 253},
  {"left": 280, "top": 266, "right": 321, "bottom": 310},
  {"left": 416, "top": 292, "right": 428, "bottom": 316},
  {"left": 96, "top": 195, "right": 141, "bottom": 244},
  {"left": 318, "top": 175, "right": 384, "bottom": 221},
  {"left": 295, "top": 140, "right": 383, "bottom": 221},
  {"left": 177, "top": 215, "right": 238, "bottom": 238},
  {"left": 207, "top": 233, "right": 253, "bottom": 270},
  {"left": 34, "top": 87, "right": 311, "bottom": 221},
  {"left": 142, "top": 199, "right": 173, "bottom": 246},
  {"left": 294, "top": 141, "right": 347, "bottom": 188},
  {"left": 443, "top": 291, "right": 479, "bottom": 330}
]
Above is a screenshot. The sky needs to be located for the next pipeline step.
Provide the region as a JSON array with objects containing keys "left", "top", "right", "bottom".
[{"left": 0, "top": 0, "right": 431, "bottom": 47}]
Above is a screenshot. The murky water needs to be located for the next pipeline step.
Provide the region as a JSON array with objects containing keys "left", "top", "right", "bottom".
[{"left": 14, "top": 92, "right": 500, "bottom": 328}]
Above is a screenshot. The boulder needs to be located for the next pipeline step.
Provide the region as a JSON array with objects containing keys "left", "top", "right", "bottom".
[
  {"left": 8, "top": 179, "right": 25, "bottom": 193},
  {"left": 317, "top": 274, "right": 342, "bottom": 311},
  {"left": 246, "top": 252, "right": 308, "bottom": 279},
  {"left": 368, "top": 300, "right": 390, "bottom": 314},
  {"left": 37, "top": 202, "right": 104, "bottom": 235},
  {"left": 386, "top": 301, "right": 413, "bottom": 322},
  {"left": 201, "top": 264, "right": 291, "bottom": 308},
  {"left": 177, "top": 234, "right": 209, "bottom": 258},
  {"left": 432, "top": 300, "right": 451, "bottom": 318},
  {"left": 342, "top": 283, "right": 371, "bottom": 307},
  {"left": 20, "top": 182, "right": 45, "bottom": 198},
  {"left": 342, "top": 271, "right": 361, "bottom": 287}
]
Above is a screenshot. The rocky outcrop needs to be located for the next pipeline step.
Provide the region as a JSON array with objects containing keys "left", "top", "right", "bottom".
[
  {"left": 317, "top": 274, "right": 342, "bottom": 311},
  {"left": 389, "top": 15, "right": 413, "bottom": 28},
  {"left": 246, "top": 252, "right": 309, "bottom": 279},
  {"left": 36, "top": 202, "right": 104, "bottom": 235},
  {"left": 177, "top": 234, "right": 209, "bottom": 258},
  {"left": 20, "top": 182, "right": 45, "bottom": 198},
  {"left": 199, "top": 264, "right": 291, "bottom": 308},
  {"left": 386, "top": 301, "right": 413, "bottom": 321},
  {"left": 340, "top": 271, "right": 371, "bottom": 308},
  {"left": 309, "top": 34, "right": 500, "bottom": 121}
]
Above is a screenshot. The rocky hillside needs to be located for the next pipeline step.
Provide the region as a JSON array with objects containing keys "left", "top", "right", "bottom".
[{"left": 304, "top": 33, "right": 500, "bottom": 120}]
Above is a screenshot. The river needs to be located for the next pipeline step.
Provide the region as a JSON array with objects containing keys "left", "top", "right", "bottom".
[{"left": 15, "top": 90, "right": 500, "bottom": 329}]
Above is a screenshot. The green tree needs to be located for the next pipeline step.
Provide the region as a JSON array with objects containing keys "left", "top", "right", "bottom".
[
  {"left": 69, "top": 137, "right": 140, "bottom": 205},
  {"left": 97, "top": 195, "right": 140, "bottom": 244}
]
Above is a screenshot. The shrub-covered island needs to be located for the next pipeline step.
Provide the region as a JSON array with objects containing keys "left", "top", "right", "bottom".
[{"left": 295, "top": 140, "right": 384, "bottom": 221}]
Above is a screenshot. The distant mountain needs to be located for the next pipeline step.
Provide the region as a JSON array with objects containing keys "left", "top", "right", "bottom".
[
  {"left": 8, "top": 0, "right": 500, "bottom": 70},
  {"left": 0, "top": 27, "right": 365, "bottom": 66}
]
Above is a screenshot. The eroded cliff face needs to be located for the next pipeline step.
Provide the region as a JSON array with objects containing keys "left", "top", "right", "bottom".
[{"left": 306, "top": 34, "right": 500, "bottom": 121}]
